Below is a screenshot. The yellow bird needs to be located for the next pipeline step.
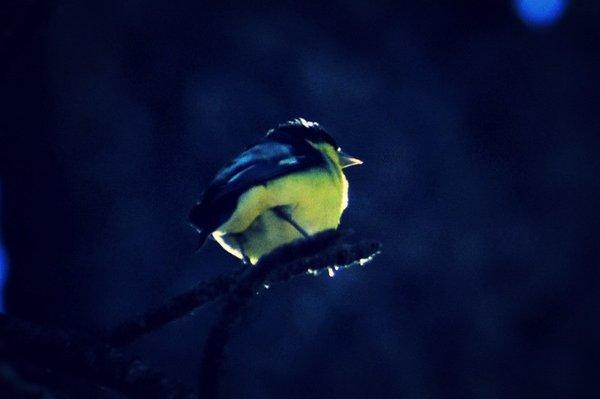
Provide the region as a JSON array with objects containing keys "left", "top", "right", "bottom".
[{"left": 189, "top": 118, "right": 362, "bottom": 264}]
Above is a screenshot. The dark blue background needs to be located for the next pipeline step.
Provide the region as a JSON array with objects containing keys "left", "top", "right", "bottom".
[{"left": 1, "top": 1, "right": 598, "bottom": 397}]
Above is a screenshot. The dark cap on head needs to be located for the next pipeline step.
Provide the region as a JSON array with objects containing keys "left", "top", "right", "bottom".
[{"left": 265, "top": 118, "right": 339, "bottom": 149}]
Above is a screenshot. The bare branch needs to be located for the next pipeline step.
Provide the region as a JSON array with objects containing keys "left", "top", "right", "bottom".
[
  {"left": 0, "top": 314, "right": 196, "bottom": 399},
  {"left": 1, "top": 229, "right": 380, "bottom": 398},
  {"left": 106, "top": 230, "right": 379, "bottom": 348},
  {"left": 106, "top": 271, "right": 243, "bottom": 347},
  {"left": 198, "top": 230, "right": 381, "bottom": 398}
]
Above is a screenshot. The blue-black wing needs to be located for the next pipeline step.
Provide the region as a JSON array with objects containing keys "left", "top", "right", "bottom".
[{"left": 189, "top": 138, "right": 325, "bottom": 246}]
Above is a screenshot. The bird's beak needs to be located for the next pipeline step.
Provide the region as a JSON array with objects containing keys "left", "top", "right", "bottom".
[{"left": 339, "top": 150, "right": 363, "bottom": 168}]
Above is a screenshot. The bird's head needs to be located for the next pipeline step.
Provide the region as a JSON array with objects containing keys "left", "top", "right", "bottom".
[{"left": 265, "top": 118, "right": 363, "bottom": 169}]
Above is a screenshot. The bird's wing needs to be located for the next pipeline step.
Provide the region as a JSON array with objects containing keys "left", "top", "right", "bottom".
[{"left": 189, "top": 139, "right": 325, "bottom": 241}]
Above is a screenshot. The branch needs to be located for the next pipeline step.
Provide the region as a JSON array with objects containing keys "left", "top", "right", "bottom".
[
  {"left": 106, "top": 271, "right": 243, "bottom": 347},
  {"left": 0, "top": 230, "right": 380, "bottom": 398},
  {"left": 0, "top": 314, "right": 196, "bottom": 399},
  {"left": 198, "top": 230, "right": 382, "bottom": 398},
  {"left": 106, "top": 230, "right": 379, "bottom": 348}
]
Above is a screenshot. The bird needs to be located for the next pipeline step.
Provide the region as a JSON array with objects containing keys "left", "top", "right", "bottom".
[{"left": 189, "top": 118, "right": 362, "bottom": 265}]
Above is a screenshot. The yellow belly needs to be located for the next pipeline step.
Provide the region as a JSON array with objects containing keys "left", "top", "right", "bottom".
[{"left": 212, "top": 167, "right": 348, "bottom": 264}]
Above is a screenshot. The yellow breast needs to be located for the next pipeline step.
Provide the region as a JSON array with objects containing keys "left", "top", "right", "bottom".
[{"left": 213, "top": 153, "right": 348, "bottom": 264}]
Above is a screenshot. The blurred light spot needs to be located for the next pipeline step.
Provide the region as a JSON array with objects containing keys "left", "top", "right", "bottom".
[
  {"left": 0, "top": 183, "right": 6, "bottom": 312},
  {"left": 0, "top": 243, "right": 5, "bottom": 312},
  {"left": 513, "top": 0, "right": 568, "bottom": 27}
]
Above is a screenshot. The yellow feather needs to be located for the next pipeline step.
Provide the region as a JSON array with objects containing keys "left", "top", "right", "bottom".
[{"left": 212, "top": 143, "right": 349, "bottom": 264}]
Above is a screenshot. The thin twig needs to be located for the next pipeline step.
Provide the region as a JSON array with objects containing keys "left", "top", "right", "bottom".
[
  {"left": 198, "top": 230, "right": 382, "bottom": 398},
  {"left": 0, "top": 314, "right": 196, "bottom": 399}
]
